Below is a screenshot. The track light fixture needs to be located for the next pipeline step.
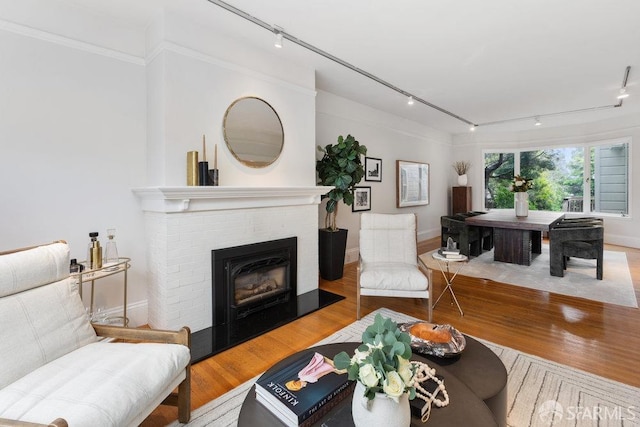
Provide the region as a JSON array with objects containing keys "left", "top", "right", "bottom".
[
  {"left": 274, "top": 30, "right": 283, "bottom": 48},
  {"left": 617, "top": 88, "right": 629, "bottom": 99},
  {"left": 206, "top": 1, "right": 632, "bottom": 131}
]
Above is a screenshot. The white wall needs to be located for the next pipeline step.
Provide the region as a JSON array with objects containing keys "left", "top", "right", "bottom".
[
  {"left": 0, "top": 20, "right": 148, "bottom": 325},
  {"left": 453, "top": 114, "right": 640, "bottom": 248},
  {"left": 0, "top": 6, "right": 319, "bottom": 327},
  {"left": 316, "top": 91, "right": 454, "bottom": 262}
]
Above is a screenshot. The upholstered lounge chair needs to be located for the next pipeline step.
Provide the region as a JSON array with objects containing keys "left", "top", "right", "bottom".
[
  {"left": 357, "top": 213, "right": 431, "bottom": 321},
  {"left": 0, "top": 241, "right": 192, "bottom": 426},
  {"left": 549, "top": 221, "right": 604, "bottom": 280}
]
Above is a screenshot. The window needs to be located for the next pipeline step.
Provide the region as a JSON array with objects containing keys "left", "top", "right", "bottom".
[{"left": 483, "top": 138, "right": 630, "bottom": 215}]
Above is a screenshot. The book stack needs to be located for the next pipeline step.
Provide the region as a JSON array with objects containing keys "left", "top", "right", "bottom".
[
  {"left": 437, "top": 248, "right": 464, "bottom": 259},
  {"left": 255, "top": 351, "right": 355, "bottom": 427}
]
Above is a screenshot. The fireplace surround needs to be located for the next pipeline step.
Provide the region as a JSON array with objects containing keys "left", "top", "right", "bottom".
[
  {"left": 212, "top": 237, "right": 297, "bottom": 327},
  {"left": 132, "top": 186, "right": 343, "bottom": 361}
]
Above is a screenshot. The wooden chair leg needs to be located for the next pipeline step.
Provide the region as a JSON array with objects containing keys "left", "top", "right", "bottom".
[
  {"left": 177, "top": 368, "right": 191, "bottom": 423},
  {"left": 356, "top": 264, "right": 362, "bottom": 320}
]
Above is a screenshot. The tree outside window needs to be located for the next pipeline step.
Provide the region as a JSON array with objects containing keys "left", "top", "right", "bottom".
[{"left": 483, "top": 140, "right": 629, "bottom": 215}]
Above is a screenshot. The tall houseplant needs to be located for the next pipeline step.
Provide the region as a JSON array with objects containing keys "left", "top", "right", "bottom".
[{"left": 316, "top": 134, "right": 367, "bottom": 280}]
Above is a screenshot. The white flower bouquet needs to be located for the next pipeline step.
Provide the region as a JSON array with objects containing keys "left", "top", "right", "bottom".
[{"left": 333, "top": 314, "right": 416, "bottom": 402}]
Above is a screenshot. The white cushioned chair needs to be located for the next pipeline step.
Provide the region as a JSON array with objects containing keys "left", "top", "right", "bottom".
[
  {"left": 0, "top": 241, "right": 191, "bottom": 427},
  {"left": 357, "top": 213, "right": 432, "bottom": 321}
]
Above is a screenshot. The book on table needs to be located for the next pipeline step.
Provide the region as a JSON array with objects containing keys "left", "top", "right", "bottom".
[
  {"left": 255, "top": 350, "right": 354, "bottom": 427},
  {"left": 438, "top": 248, "right": 463, "bottom": 259}
]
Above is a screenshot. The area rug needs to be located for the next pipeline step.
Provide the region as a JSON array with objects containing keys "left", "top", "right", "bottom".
[
  {"left": 453, "top": 244, "right": 637, "bottom": 308},
  {"left": 169, "top": 308, "right": 640, "bottom": 427}
]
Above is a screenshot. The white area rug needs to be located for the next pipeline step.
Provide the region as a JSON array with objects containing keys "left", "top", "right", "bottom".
[
  {"left": 455, "top": 244, "right": 637, "bottom": 308},
  {"left": 169, "top": 308, "right": 640, "bottom": 427}
]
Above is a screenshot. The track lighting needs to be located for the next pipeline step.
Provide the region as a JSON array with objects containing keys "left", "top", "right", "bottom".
[
  {"left": 617, "top": 88, "right": 629, "bottom": 99},
  {"left": 207, "top": 1, "right": 632, "bottom": 132},
  {"left": 274, "top": 31, "right": 283, "bottom": 48}
]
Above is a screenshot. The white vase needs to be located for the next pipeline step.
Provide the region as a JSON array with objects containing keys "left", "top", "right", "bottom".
[
  {"left": 457, "top": 174, "right": 468, "bottom": 186},
  {"left": 352, "top": 381, "right": 411, "bottom": 427},
  {"left": 515, "top": 192, "right": 529, "bottom": 217}
]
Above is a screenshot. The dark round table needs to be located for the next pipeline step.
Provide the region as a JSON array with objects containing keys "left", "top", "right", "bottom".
[{"left": 238, "top": 336, "right": 507, "bottom": 427}]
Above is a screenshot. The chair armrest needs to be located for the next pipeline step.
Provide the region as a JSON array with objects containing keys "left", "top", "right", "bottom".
[
  {"left": 0, "top": 418, "right": 68, "bottom": 427},
  {"left": 92, "top": 324, "right": 190, "bottom": 347}
]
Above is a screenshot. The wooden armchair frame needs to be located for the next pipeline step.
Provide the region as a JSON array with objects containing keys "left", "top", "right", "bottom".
[{"left": 0, "top": 241, "right": 192, "bottom": 426}]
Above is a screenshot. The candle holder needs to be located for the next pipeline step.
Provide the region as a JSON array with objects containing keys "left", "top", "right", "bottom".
[
  {"left": 208, "top": 169, "right": 219, "bottom": 186},
  {"left": 198, "top": 161, "right": 209, "bottom": 186}
]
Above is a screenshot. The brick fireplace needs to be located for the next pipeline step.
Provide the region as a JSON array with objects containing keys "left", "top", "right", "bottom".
[{"left": 132, "top": 186, "right": 331, "bottom": 333}]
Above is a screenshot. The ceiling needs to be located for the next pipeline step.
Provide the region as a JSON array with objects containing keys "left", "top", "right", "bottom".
[{"left": 57, "top": 0, "right": 640, "bottom": 134}]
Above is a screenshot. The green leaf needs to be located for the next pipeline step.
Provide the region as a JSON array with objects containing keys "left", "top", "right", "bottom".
[
  {"left": 343, "top": 192, "right": 354, "bottom": 206},
  {"left": 333, "top": 351, "right": 352, "bottom": 370}
]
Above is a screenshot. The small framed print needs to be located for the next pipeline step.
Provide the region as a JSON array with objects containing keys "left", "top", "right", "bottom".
[
  {"left": 352, "top": 186, "right": 372, "bottom": 212},
  {"left": 365, "top": 157, "right": 382, "bottom": 182}
]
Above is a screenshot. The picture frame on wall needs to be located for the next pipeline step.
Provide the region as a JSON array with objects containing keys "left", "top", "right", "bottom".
[
  {"left": 364, "top": 157, "right": 382, "bottom": 182},
  {"left": 352, "top": 186, "right": 372, "bottom": 212},
  {"left": 396, "top": 160, "right": 430, "bottom": 208}
]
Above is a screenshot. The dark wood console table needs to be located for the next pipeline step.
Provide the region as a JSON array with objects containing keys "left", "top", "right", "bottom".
[
  {"left": 465, "top": 210, "right": 565, "bottom": 265},
  {"left": 238, "top": 337, "right": 507, "bottom": 427}
]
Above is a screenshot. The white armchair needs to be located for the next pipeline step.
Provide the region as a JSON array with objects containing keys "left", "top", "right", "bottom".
[{"left": 356, "top": 213, "right": 432, "bottom": 321}]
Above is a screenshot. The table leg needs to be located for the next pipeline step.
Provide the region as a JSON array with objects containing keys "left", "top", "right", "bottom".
[
  {"left": 432, "top": 259, "right": 464, "bottom": 316},
  {"left": 493, "top": 228, "right": 533, "bottom": 265}
]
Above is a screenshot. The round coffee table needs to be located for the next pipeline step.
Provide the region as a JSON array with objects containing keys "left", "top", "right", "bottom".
[{"left": 238, "top": 339, "right": 506, "bottom": 427}]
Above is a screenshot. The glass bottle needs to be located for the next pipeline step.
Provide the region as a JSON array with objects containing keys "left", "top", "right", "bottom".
[
  {"left": 87, "top": 232, "right": 101, "bottom": 270},
  {"left": 104, "top": 228, "right": 119, "bottom": 270}
]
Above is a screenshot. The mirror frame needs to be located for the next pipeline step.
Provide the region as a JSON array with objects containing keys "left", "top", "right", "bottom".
[{"left": 222, "top": 96, "right": 284, "bottom": 168}]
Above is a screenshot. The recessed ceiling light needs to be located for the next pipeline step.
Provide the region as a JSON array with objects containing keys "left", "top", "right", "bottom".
[{"left": 407, "top": 96, "right": 414, "bottom": 106}]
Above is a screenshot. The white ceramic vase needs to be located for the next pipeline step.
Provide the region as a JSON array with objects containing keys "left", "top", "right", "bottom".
[
  {"left": 352, "top": 381, "right": 411, "bottom": 427},
  {"left": 457, "top": 174, "right": 468, "bottom": 186},
  {"left": 515, "top": 192, "right": 529, "bottom": 217}
]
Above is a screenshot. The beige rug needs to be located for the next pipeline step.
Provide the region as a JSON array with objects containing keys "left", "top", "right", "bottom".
[
  {"left": 447, "top": 244, "right": 637, "bottom": 308},
  {"left": 169, "top": 308, "right": 640, "bottom": 427}
]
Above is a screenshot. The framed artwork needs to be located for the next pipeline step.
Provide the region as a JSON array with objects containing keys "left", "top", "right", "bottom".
[
  {"left": 396, "top": 160, "right": 430, "bottom": 208},
  {"left": 364, "top": 157, "right": 382, "bottom": 182},
  {"left": 352, "top": 186, "right": 372, "bottom": 212}
]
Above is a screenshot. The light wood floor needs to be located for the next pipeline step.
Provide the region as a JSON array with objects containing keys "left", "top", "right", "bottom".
[{"left": 142, "top": 238, "right": 640, "bottom": 426}]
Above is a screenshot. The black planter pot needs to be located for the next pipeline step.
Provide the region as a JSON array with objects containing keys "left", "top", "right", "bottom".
[{"left": 318, "top": 228, "right": 348, "bottom": 281}]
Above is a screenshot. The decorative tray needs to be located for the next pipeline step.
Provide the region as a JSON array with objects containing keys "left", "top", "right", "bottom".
[{"left": 399, "top": 321, "right": 466, "bottom": 358}]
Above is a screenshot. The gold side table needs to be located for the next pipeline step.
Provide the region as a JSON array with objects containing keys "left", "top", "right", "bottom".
[
  {"left": 72, "top": 257, "right": 131, "bottom": 327},
  {"left": 419, "top": 251, "right": 468, "bottom": 316}
]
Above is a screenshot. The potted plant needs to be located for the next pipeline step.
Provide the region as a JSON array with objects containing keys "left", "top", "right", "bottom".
[
  {"left": 333, "top": 314, "right": 416, "bottom": 426},
  {"left": 316, "top": 134, "right": 367, "bottom": 280},
  {"left": 452, "top": 161, "right": 471, "bottom": 186}
]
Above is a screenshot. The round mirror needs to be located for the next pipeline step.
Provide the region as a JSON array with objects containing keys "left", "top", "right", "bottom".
[{"left": 223, "top": 97, "right": 284, "bottom": 168}]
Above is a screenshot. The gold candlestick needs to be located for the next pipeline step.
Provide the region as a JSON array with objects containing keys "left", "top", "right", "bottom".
[{"left": 187, "top": 151, "right": 198, "bottom": 186}]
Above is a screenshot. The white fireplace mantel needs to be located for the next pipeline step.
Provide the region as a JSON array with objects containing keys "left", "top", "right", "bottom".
[{"left": 132, "top": 186, "right": 333, "bottom": 213}]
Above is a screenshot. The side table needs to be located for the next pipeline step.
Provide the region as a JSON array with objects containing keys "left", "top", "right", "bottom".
[
  {"left": 419, "top": 251, "right": 467, "bottom": 316},
  {"left": 72, "top": 257, "right": 131, "bottom": 327}
]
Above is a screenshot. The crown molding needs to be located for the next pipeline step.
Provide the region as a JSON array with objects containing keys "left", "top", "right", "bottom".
[{"left": 0, "top": 18, "right": 144, "bottom": 66}]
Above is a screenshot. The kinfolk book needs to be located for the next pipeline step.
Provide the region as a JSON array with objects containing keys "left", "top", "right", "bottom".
[{"left": 255, "top": 350, "right": 354, "bottom": 426}]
